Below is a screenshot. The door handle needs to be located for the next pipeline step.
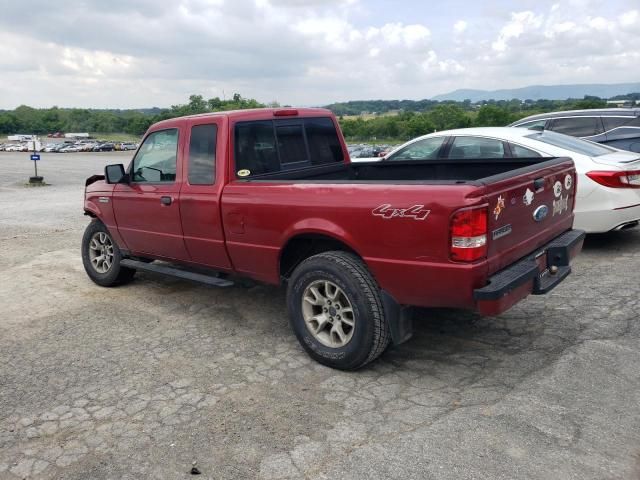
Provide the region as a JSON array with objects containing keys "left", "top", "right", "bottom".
[
  {"left": 533, "top": 178, "right": 545, "bottom": 191},
  {"left": 160, "top": 196, "right": 172, "bottom": 206}
]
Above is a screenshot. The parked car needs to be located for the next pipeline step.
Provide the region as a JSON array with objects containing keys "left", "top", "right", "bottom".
[
  {"left": 510, "top": 108, "right": 640, "bottom": 153},
  {"left": 52, "top": 143, "right": 69, "bottom": 153},
  {"left": 369, "top": 127, "right": 640, "bottom": 233},
  {"left": 82, "top": 108, "right": 584, "bottom": 370},
  {"left": 5, "top": 143, "right": 27, "bottom": 152},
  {"left": 93, "top": 143, "right": 115, "bottom": 152},
  {"left": 120, "top": 142, "right": 138, "bottom": 151},
  {"left": 59, "top": 145, "right": 81, "bottom": 153},
  {"left": 41, "top": 143, "right": 57, "bottom": 152}
]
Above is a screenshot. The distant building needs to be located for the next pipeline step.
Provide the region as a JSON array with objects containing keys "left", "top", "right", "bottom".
[
  {"left": 606, "top": 100, "right": 637, "bottom": 107},
  {"left": 7, "top": 134, "right": 36, "bottom": 141}
]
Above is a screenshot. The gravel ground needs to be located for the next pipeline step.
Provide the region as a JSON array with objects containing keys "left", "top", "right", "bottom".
[{"left": 0, "top": 151, "right": 639, "bottom": 480}]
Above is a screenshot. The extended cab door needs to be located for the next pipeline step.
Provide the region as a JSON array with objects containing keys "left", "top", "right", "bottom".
[
  {"left": 112, "top": 127, "right": 190, "bottom": 260},
  {"left": 178, "top": 118, "right": 232, "bottom": 270}
]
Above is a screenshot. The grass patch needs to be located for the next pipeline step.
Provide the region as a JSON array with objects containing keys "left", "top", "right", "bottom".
[{"left": 90, "top": 132, "right": 142, "bottom": 142}]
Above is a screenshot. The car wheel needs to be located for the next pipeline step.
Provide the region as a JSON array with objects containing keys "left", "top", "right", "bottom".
[
  {"left": 81, "top": 220, "right": 135, "bottom": 287},
  {"left": 287, "top": 251, "right": 390, "bottom": 370}
]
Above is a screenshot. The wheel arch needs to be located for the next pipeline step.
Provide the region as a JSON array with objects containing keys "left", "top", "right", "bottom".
[{"left": 279, "top": 232, "right": 362, "bottom": 280}]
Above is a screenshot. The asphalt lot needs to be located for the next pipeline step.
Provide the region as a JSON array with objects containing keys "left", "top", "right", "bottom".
[{"left": 1, "top": 151, "right": 639, "bottom": 480}]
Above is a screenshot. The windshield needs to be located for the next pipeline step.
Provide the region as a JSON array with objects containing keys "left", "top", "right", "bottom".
[{"left": 526, "top": 131, "right": 615, "bottom": 157}]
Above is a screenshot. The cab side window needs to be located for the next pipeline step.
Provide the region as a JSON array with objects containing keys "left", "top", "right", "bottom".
[
  {"left": 132, "top": 129, "right": 179, "bottom": 183},
  {"left": 188, "top": 124, "right": 217, "bottom": 185}
]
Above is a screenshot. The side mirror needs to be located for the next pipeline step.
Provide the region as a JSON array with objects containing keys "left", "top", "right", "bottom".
[{"left": 105, "top": 164, "right": 127, "bottom": 184}]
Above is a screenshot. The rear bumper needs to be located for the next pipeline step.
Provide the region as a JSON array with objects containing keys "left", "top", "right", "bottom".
[
  {"left": 474, "top": 229, "right": 586, "bottom": 316},
  {"left": 575, "top": 204, "right": 640, "bottom": 233}
]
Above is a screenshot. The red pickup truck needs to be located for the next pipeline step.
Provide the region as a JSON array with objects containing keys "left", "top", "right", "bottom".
[{"left": 82, "top": 108, "right": 585, "bottom": 370}]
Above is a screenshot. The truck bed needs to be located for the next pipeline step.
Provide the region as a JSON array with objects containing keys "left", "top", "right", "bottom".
[
  {"left": 222, "top": 154, "right": 577, "bottom": 310},
  {"left": 237, "top": 157, "right": 566, "bottom": 184}
]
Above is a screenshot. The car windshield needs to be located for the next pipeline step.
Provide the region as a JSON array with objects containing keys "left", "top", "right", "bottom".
[{"left": 526, "top": 131, "right": 616, "bottom": 157}]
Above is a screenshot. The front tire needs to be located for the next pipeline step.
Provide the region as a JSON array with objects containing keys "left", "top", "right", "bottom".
[
  {"left": 81, "top": 220, "right": 135, "bottom": 287},
  {"left": 287, "top": 251, "right": 390, "bottom": 370}
]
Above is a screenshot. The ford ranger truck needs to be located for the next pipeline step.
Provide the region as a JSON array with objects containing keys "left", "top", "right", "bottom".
[{"left": 82, "top": 108, "right": 585, "bottom": 370}]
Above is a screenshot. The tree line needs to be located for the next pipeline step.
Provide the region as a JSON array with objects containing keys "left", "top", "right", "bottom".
[
  {"left": 0, "top": 92, "right": 624, "bottom": 142},
  {"left": 336, "top": 97, "right": 612, "bottom": 141},
  {"left": 0, "top": 94, "right": 268, "bottom": 136}
]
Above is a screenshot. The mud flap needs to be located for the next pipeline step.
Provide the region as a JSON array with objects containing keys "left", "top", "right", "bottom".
[{"left": 381, "top": 290, "right": 413, "bottom": 345}]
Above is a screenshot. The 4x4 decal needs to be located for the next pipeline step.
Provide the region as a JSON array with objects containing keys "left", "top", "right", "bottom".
[{"left": 372, "top": 204, "right": 431, "bottom": 220}]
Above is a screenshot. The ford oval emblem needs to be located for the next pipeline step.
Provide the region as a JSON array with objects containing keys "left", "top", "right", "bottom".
[{"left": 533, "top": 205, "right": 549, "bottom": 222}]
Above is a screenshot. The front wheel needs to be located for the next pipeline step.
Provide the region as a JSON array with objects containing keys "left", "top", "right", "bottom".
[
  {"left": 81, "top": 221, "right": 135, "bottom": 287},
  {"left": 286, "top": 251, "right": 390, "bottom": 370}
]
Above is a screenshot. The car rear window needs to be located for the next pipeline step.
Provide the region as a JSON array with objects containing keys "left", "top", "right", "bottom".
[
  {"left": 526, "top": 131, "right": 616, "bottom": 157},
  {"left": 234, "top": 117, "right": 344, "bottom": 177},
  {"left": 602, "top": 117, "right": 631, "bottom": 131},
  {"left": 449, "top": 136, "right": 505, "bottom": 159},
  {"left": 509, "top": 143, "right": 541, "bottom": 158},
  {"left": 514, "top": 119, "right": 547, "bottom": 130},
  {"left": 550, "top": 117, "right": 603, "bottom": 137}
]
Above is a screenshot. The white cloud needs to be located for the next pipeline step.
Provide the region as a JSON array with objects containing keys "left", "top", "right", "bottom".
[
  {"left": 492, "top": 11, "right": 543, "bottom": 52},
  {"left": 0, "top": 1, "right": 637, "bottom": 108},
  {"left": 619, "top": 9, "right": 639, "bottom": 27},
  {"left": 453, "top": 20, "right": 467, "bottom": 34}
]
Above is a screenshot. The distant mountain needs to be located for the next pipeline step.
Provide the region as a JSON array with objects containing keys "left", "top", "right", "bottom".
[{"left": 431, "top": 83, "right": 640, "bottom": 102}]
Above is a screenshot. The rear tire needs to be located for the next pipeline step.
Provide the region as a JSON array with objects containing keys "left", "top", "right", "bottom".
[
  {"left": 287, "top": 251, "right": 390, "bottom": 370},
  {"left": 81, "top": 220, "right": 135, "bottom": 287}
]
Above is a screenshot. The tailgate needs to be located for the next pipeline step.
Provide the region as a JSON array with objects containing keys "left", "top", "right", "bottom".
[{"left": 482, "top": 158, "right": 576, "bottom": 275}]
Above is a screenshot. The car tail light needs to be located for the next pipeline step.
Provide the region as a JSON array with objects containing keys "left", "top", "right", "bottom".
[
  {"left": 450, "top": 206, "right": 488, "bottom": 262},
  {"left": 586, "top": 170, "right": 640, "bottom": 189}
]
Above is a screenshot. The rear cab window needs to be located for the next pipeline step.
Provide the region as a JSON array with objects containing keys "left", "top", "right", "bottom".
[{"left": 234, "top": 117, "right": 344, "bottom": 177}]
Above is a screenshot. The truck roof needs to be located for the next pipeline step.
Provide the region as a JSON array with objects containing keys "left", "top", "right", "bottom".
[{"left": 151, "top": 107, "right": 333, "bottom": 129}]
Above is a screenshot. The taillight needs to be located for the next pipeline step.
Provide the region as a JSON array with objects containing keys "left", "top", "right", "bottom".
[
  {"left": 450, "top": 206, "right": 488, "bottom": 262},
  {"left": 586, "top": 170, "right": 640, "bottom": 189}
]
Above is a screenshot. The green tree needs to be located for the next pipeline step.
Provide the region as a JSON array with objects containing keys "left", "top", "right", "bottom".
[
  {"left": 427, "top": 104, "right": 470, "bottom": 131},
  {"left": 474, "top": 105, "right": 512, "bottom": 127}
]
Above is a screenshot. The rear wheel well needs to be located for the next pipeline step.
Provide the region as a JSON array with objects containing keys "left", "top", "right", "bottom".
[{"left": 280, "top": 235, "right": 359, "bottom": 280}]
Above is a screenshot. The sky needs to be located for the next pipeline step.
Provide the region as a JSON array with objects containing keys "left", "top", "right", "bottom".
[{"left": 0, "top": 0, "right": 638, "bottom": 109}]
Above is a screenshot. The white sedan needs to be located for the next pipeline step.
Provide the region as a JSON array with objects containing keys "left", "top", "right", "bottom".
[{"left": 354, "top": 127, "right": 640, "bottom": 233}]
